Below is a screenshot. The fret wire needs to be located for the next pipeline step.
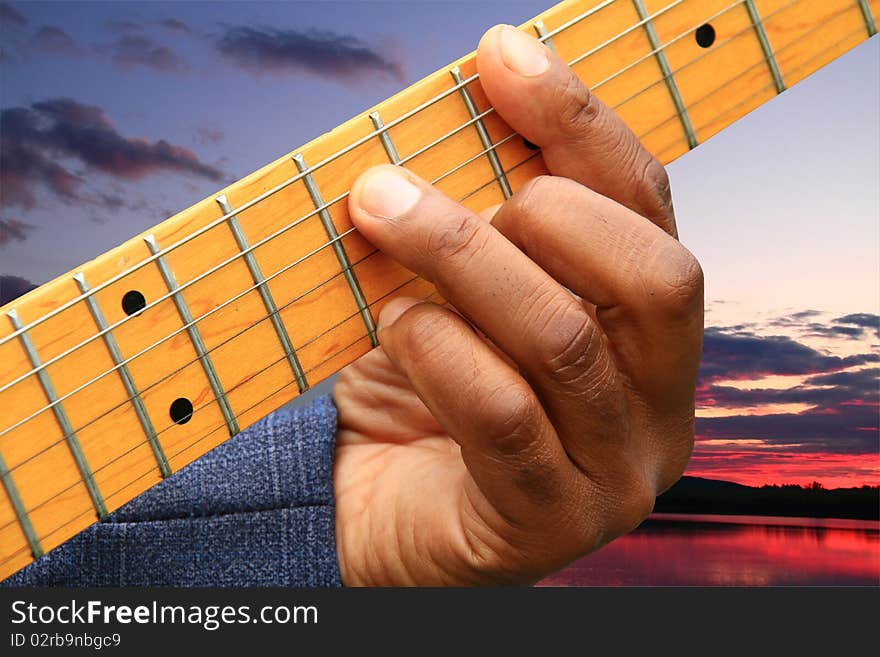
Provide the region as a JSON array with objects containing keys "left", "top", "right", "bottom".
[
  {"left": 0, "top": 450, "right": 43, "bottom": 558},
  {"left": 460, "top": 152, "right": 543, "bottom": 204},
  {"left": 293, "top": 153, "right": 379, "bottom": 347},
  {"left": 216, "top": 194, "right": 309, "bottom": 394},
  {"left": 369, "top": 111, "right": 402, "bottom": 164},
  {"left": 0, "top": 0, "right": 833, "bottom": 417},
  {"left": 745, "top": 0, "right": 786, "bottom": 94},
  {"left": 637, "top": 6, "right": 862, "bottom": 147},
  {"left": 0, "top": 0, "right": 640, "bottom": 350},
  {"left": 0, "top": 129, "right": 520, "bottom": 446},
  {"left": 857, "top": 0, "right": 877, "bottom": 36},
  {"left": 5, "top": 310, "right": 108, "bottom": 520},
  {"left": 533, "top": 19, "right": 556, "bottom": 52},
  {"left": 450, "top": 66, "right": 513, "bottom": 199},
  {"left": 648, "top": 24, "right": 871, "bottom": 160},
  {"left": 144, "top": 235, "right": 239, "bottom": 436},
  {"left": 0, "top": 152, "right": 545, "bottom": 543},
  {"left": 636, "top": 44, "right": 776, "bottom": 143},
  {"left": 632, "top": 0, "right": 698, "bottom": 149},
  {"left": 73, "top": 272, "right": 171, "bottom": 479}
]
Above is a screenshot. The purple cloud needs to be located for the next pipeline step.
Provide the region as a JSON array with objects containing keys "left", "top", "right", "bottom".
[
  {"left": 195, "top": 126, "right": 224, "bottom": 145},
  {"left": 215, "top": 26, "right": 404, "bottom": 82},
  {"left": 0, "top": 97, "right": 224, "bottom": 210},
  {"left": 696, "top": 402, "right": 878, "bottom": 454},
  {"left": 106, "top": 19, "right": 143, "bottom": 33},
  {"left": 29, "top": 26, "right": 84, "bottom": 57},
  {"left": 0, "top": 274, "right": 37, "bottom": 305},
  {"left": 695, "top": 319, "right": 879, "bottom": 456},
  {"left": 161, "top": 18, "right": 191, "bottom": 34},
  {"left": 698, "top": 327, "right": 877, "bottom": 383},
  {"left": 0, "top": 218, "right": 35, "bottom": 245},
  {"left": 108, "top": 34, "right": 187, "bottom": 73},
  {"left": 0, "top": 2, "right": 26, "bottom": 29}
]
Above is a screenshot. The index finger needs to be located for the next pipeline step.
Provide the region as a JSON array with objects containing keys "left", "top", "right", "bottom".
[{"left": 347, "top": 165, "right": 619, "bottom": 407}]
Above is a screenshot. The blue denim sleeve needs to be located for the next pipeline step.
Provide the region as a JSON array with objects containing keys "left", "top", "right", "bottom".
[{"left": 2, "top": 395, "right": 342, "bottom": 587}]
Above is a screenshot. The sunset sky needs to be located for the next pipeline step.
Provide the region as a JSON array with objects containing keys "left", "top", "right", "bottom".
[{"left": 1, "top": 0, "right": 877, "bottom": 489}]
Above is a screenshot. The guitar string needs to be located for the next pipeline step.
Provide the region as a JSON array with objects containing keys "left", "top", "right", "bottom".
[
  {"left": 0, "top": 2, "right": 842, "bottom": 464},
  {"left": 0, "top": 15, "right": 861, "bottom": 564},
  {"left": 0, "top": 0, "right": 796, "bottom": 448},
  {"left": 0, "top": 0, "right": 783, "bottom": 401},
  {"left": 0, "top": 0, "right": 680, "bottom": 348},
  {"left": 0, "top": 14, "right": 861, "bottom": 554}
]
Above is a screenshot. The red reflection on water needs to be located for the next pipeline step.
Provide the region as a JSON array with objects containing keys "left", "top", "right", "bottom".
[{"left": 539, "top": 514, "right": 880, "bottom": 586}]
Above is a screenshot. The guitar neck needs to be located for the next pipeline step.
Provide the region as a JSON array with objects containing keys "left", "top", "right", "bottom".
[{"left": 0, "top": 0, "right": 876, "bottom": 580}]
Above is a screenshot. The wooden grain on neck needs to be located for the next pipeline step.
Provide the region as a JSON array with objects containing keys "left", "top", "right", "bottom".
[{"left": 0, "top": 0, "right": 876, "bottom": 580}]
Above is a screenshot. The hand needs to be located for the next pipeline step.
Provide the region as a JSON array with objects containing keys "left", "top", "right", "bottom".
[{"left": 333, "top": 25, "right": 703, "bottom": 585}]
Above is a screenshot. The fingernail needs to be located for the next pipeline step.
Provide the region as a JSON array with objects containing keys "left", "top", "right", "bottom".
[
  {"left": 499, "top": 25, "right": 550, "bottom": 77},
  {"left": 356, "top": 166, "right": 422, "bottom": 219},
  {"left": 378, "top": 297, "right": 421, "bottom": 328}
]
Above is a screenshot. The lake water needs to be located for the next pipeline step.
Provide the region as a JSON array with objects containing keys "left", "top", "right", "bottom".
[{"left": 540, "top": 513, "right": 880, "bottom": 586}]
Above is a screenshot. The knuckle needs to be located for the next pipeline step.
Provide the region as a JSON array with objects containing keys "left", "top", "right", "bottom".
[
  {"left": 511, "top": 175, "right": 555, "bottom": 219},
  {"left": 636, "top": 157, "right": 675, "bottom": 227},
  {"left": 625, "top": 473, "right": 657, "bottom": 528},
  {"left": 556, "top": 73, "right": 602, "bottom": 138},
  {"left": 503, "top": 175, "right": 563, "bottom": 250},
  {"left": 475, "top": 382, "right": 543, "bottom": 458},
  {"left": 399, "top": 306, "right": 458, "bottom": 363},
  {"left": 599, "top": 469, "right": 656, "bottom": 541},
  {"left": 655, "top": 418, "right": 696, "bottom": 494},
  {"left": 533, "top": 302, "right": 605, "bottom": 386},
  {"left": 645, "top": 242, "right": 704, "bottom": 320},
  {"left": 424, "top": 212, "right": 488, "bottom": 267}
]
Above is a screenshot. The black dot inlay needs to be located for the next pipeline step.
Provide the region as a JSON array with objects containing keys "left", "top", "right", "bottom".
[
  {"left": 169, "top": 397, "right": 194, "bottom": 425},
  {"left": 695, "top": 24, "right": 716, "bottom": 48},
  {"left": 522, "top": 137, "right": 540, "bottom": 151},
  {"left": 121, "top": 290, "right": 146, "bottom": 316}
]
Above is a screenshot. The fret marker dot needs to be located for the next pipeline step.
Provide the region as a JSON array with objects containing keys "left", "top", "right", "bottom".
[
  {"left": 695, "top": 24, "right": 716, "bottom": 48},
  {"left": 121, "top": 290, "right": 146, "bottom": 316},
  {"left": 169, "top": 397, "right": 194, "bottom": 425},
  {"left": 522, "top": 137, "right": 540, "bottom": 151}
]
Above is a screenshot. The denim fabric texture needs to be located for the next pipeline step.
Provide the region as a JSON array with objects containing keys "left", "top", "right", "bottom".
[{"left": 3, "top": 395, "right": 342, "bottom": 587}]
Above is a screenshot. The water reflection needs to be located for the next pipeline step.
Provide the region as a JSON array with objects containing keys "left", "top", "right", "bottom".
[{"left": 540, "top": 513, "right": 880, "bottom": 586}]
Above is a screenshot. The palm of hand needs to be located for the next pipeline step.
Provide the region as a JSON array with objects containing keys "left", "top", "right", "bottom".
[{"left": 333, "top": 346, "right": 526, "bottom": 586}]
